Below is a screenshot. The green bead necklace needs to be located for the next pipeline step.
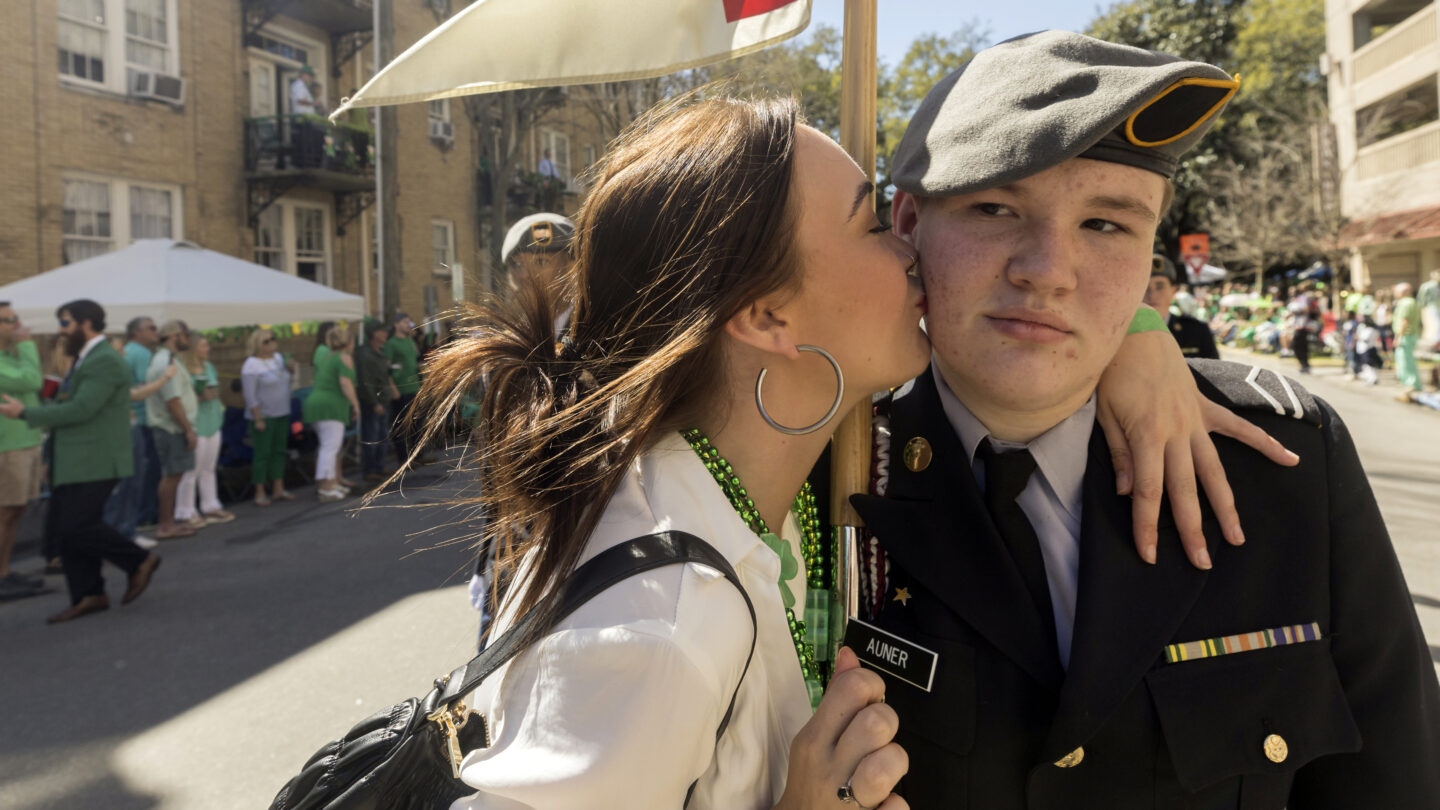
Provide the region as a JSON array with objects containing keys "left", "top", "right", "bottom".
[{"left": 682, "top": 428, "right": 823, "bottom": 693}]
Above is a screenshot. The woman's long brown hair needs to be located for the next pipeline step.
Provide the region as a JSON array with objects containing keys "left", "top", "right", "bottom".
[{"left": 409, "top": 93, "right": 806, "bottom": 637}]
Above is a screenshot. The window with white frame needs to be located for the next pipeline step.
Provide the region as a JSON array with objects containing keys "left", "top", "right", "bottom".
[
  {"left": 58, "top": 0, "right": 108, "bottom": 84},
  {"left": 294, "top": 205, "right": 328, "bottom": 284},
  {"left": 253, "top": 201, "right": 333, "bottom": 284},
  {"left": 431, "top": 220, "right": 455, "bottom": 273},
  {"left": 254, "top": 207, "right": 285, "bottom": 272},
  {"left": 57, "top": 0, "right": 179, "bottom": 95},
  {"left": 427, "top": 99, "right": 453, "bottom": 142},
  {"left": 539, "top": 129, "right": 571, "bottom": 187},
  {"left": 124, "top": 0, "right": 169, "bottom": 71},
  {"left": 129, "top": 185, "right": 173, "bottom": 238},
  {"left": 61, "top": 178, "right": 113, "bottom": 263},
  {"left": 62, "top": 174, "right": 181, "bottom": 264}
]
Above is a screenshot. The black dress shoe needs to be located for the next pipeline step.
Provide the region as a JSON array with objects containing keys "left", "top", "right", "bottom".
[
  {"left": 47, "top": 594, "right": 110, "bottom": 624},
  {"left": 122, "top": 554, "right": 162, "bottom": 605}
]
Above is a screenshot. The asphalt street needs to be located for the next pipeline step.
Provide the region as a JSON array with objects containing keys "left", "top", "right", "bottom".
[
  {"left": 0, "top": 460, "right": 484, "bottom": 810},
  {"left": 1, "top": 356, "right": 1436, "bottom": 809}
]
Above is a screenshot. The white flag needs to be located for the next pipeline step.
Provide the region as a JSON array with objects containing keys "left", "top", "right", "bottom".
[{"left": 331, "top": 0, "right": 812, "bottom": 118}]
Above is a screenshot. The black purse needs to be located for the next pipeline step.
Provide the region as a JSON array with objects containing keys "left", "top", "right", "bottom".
[{"left": 269, "top": 531, "right": 756, "bottom": 810}]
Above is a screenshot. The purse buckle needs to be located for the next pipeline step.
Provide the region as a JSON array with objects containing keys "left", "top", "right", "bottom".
[{"left": 428, "top": 701, "right": 471, "bottom": 779}]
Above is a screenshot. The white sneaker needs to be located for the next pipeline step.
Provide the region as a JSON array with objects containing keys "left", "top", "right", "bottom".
[
  {"left": 133, "top": 535, "right": 159, "bottom": 550},
  {"left": 317, "top": 488, "right": 347, "bottom": 502}
]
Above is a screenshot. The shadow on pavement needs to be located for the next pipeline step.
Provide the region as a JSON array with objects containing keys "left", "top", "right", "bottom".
[{"left": 0, "top": 457, "right": 480, "bottom": 810}]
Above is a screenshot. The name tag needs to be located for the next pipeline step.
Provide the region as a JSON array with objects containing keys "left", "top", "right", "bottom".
[{"left": 844, "top": 618, "right": 938, "bottom": 692}]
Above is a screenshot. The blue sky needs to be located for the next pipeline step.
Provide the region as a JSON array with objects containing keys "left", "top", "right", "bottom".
[{"left": 808, "top": 0, "right": 1105, "bottom": 65}]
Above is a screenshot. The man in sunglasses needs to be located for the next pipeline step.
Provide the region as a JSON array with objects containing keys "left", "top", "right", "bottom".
[{"left": 0, "top": 299, "right": 161, "bottom": 623}]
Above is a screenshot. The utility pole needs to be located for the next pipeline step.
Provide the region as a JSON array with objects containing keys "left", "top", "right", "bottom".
[{"left": 378, "top": 0, "right": 402, "bottom": 319}]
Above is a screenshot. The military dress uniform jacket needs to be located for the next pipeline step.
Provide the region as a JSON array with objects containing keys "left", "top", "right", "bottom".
[
  {"left": 24, "top": 340, "right": 133, "bottom": 486},
  {"left": 1170, "top": 314, "right": 1219, "bottom": 360},
  {"left": 850, "top": 363, "right": 1440, "bottom": 809}
]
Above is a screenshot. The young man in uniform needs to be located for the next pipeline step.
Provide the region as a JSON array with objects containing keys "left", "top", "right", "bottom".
[
  {"left": 1145, "top": 254, "right": 1218, "bottom": 360},
  {"left": 848, "top": 31, "right": 1440, "bottom": 808}
]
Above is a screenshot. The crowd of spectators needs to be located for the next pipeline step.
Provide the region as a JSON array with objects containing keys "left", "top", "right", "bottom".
[
  {"left": 1161, "top": 268, "right": 1440, "bottom": 406},
  {"left": 0, "top": 298, "right": 441, "bottom": 617}
]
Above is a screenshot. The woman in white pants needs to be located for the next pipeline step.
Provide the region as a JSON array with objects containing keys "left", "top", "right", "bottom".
[
  {"left": 302, "top": 326, "right": 360, "bottom": 502},
  {"left": 175, "top": 336, "right": 235, "bottom": 525}
]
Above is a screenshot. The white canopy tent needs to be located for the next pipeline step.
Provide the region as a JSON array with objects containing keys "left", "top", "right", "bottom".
[{"left": 0, "top": 239, "right": 365, "bottom": 333}]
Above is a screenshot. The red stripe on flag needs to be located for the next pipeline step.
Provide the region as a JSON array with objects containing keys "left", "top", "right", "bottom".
[{"left": 723, "top": 0, "right": 801, "bottom": 24}]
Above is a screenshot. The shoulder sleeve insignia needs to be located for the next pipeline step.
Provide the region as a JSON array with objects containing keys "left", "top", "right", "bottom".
[{"left": 1188, "top": 359, "right": 1323, "bottom": 426}]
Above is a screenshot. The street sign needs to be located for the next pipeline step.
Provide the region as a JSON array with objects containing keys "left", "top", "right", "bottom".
[{"left": 1180, "top": 233, "right": 1211, "bottom": 283}]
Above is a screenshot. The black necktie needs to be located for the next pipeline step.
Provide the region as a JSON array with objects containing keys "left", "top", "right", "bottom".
[{"left": 976, "top": 442, "right": 1059, "bottom": 656}]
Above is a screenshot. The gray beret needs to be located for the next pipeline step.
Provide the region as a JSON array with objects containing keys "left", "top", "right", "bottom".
[
  {"left": 892, "top": 30, "right": 1238, "bottom": 196},
  {"left": 501, "top": 213, "right": 575, "bottom": 265}
]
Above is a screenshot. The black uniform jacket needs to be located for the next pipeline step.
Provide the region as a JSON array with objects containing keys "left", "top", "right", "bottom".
[
  {"left": 850, "top": 362, "right": 1440, "bottom": 809},
  {"left": 1170, "top": 314, "right": 1220, "bottom": 360}
]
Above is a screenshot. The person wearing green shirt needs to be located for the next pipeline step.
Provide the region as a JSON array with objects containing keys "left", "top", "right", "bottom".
[
  {"left": 355, "top": 320, "right": 395, "bottom": 481},
  {"left": 303, "top": 325, "right": 360, "bottom": 500},
  {"left": 0, "top": 299, "right": 160, "bottom": 624},
  {"left": 146, "top": 321, "right": 201, "bottom": 540},
  {"left": 1392, "top": 281, "right": 1422, "bottom": 394},
  {"left": 106, "top": 316, "right": 162, "bottom": 540},
  {"left": 313, "top": 321, "right": 336, "bottom": 369},
  {"left": 1419, "top": 269, "right": 1439, "bottom": 351},
  {"left": 0, "top": 302, "right": 46, "bottom": 600},
  {"left": 174, "top": 335, "right": 234, "bottom": 527},
  {"left": 384, "top": 312, "right": 424, "bottom": 464}
]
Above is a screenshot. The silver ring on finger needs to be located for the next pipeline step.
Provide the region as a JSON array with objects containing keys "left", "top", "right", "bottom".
[{"left": 837, "top": 780, "right": 879, "bottom": 810}]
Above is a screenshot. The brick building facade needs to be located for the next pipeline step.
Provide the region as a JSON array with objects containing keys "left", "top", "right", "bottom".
[{"left": 1, "top": 0, "right": 606, "bottom": 328}]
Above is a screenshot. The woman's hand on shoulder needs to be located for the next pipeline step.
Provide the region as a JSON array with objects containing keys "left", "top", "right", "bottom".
[
  {"left": 775, "top": 647, "right": 908, "bottom": 810},
  {"left": 1097, "top": 328, "right": 1299, "bottom": 570}
]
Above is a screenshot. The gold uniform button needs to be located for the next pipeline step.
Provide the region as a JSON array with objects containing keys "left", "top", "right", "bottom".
[
  {"left": 1054, "top": 746, "right": 1084, "bottom": 768},
  {"left": 903, "top": 437, "right": 933, "bottom": 472},
  {"left": 1263, "top": 734, "right": 1288, "bottom": 764}
]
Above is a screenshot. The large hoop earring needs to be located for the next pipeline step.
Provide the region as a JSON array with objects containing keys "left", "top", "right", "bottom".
[{"left": 755, "top": 345, "right": 845, "bottom": 436}]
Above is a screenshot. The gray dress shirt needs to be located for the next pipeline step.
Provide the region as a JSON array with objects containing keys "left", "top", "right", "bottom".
[{"left": 931, "top": 360, "right": 1095, "bottom": 668}]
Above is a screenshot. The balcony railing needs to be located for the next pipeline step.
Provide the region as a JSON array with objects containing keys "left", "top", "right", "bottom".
[
  {"left": 1356, "top": 118, "right": 1440, "bottom": 179},
  {"left": 244, "top": 115, "right": 374, "bottom": 188},
  {"left": 1353, "top": 4, "right": 1438, "bottom": 83},
  {"left": 244, "top": 0, "right": 372, "bottom": 35}
]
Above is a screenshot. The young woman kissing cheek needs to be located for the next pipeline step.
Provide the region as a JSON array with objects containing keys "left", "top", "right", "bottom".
[{"left": 728, "top": 125, "right": 930, "bottom": 433}]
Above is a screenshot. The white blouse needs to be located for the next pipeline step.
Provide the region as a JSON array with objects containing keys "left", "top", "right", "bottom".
[{"left": 450, "top": 432, "right": 814, "bottom": 810}]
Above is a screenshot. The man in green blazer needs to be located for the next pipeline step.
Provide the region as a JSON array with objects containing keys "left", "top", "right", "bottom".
[{"left": 0, "top": 299, "right": 161, "bottom": 623}]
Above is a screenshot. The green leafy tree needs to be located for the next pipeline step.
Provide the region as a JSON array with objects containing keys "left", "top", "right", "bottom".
[
  {"left": 1088, "top": 0, "right": 1246, "bottom": 255},
  {"left": 877, "top": 26, "right": 989, "bottom": 200},
  {"left": 1231, "top": 0, "right": 1326, "bottom": 127},
  {"left": 718, "top": 23, "right": 845, "bottom": 138},
  {"left": 1087, "top": 0, "right": 1329, "bottom": 283}
]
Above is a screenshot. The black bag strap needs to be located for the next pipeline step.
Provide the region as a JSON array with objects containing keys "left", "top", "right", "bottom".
[{"left": 437, "top": 531, "right": 758, "bottom": 803}]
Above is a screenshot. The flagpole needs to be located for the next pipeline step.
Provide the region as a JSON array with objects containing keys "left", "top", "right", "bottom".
[{"left": 831, "top": 0, "right": 877, "bottom": 661}]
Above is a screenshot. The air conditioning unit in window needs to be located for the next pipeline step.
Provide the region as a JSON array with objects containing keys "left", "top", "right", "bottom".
[
  {"left": 428, "top": 118, "right": 454, "bottom": 143},
  {"left": 129, "top": 69, "right": 186, "bottom": 105},
  {"left": 433, "top": 260, "right": 455, "bottom": 278}
]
